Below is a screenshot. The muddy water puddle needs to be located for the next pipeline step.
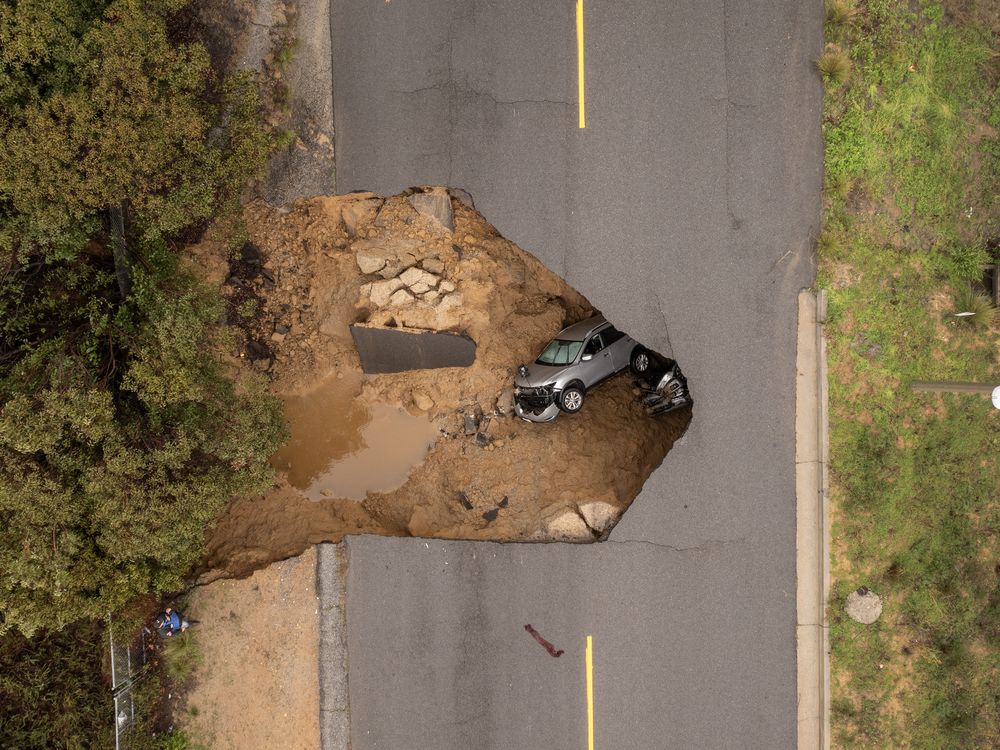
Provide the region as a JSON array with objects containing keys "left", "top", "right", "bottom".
[{"left": 271, "top": 372, "right": 438, "bottom": 501}]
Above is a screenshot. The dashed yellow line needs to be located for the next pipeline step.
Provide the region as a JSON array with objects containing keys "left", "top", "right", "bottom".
[
  {"left": 585, "top": 634, "right": 595, "bottom": 749},
  {"left": 576, "top": 0, "right": 586, "bottom": 128}
]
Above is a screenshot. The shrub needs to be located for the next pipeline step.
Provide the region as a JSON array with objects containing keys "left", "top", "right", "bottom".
[
  {"left": 817, "top": 45, "right": 853, "bottom": 87},
  {"left": 162, "top": 631, "right": 202, "bottom": 683},
  {"left": 825, "top": 0, "right": 859, "bottom": 37},
  {"left": 951, "top": 286, "right": 997, "bottom": 329},
  {"left": 0, "top": 622, "right": 112, "bottom": 748}
]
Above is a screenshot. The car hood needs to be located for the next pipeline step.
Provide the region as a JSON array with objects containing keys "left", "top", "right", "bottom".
[{"left": 515, "top": 362, "right": 575, "bottom": 388}]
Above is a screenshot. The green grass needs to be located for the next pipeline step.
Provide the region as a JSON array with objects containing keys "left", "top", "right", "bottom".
[
  {"left": 162, "top": 631, "right": 203, "bottom": 683},
  {"left": 820, "top": 2, "right": 1000, "bottom": 747}
]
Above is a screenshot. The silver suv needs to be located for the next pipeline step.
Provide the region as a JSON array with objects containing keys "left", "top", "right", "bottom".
[{"left": 513, "top": 314, "right": 639, "bottom": 422}]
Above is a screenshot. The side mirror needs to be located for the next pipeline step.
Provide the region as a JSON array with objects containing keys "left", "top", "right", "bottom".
[{"left": 581, "top": 353, "right": 593, "bottom": 361}]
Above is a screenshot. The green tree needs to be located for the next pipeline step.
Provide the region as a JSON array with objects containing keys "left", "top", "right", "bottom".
[
  {"left": 0, "top": 0, "right": 273, "bottom": 261},
  {"left": 0, "top": 245, "right": 285, "bottom": 635},
  {"left": 0, "top": 0, "right": 286, "bottom": 634}
]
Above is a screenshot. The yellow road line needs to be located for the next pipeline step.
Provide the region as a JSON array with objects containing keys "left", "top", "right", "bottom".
[
  {"left": 576, "top": 0, "right": 586, "bottom": 128},
  {"left": 585, "top": 634, "right": 595, "bottom": 750}
]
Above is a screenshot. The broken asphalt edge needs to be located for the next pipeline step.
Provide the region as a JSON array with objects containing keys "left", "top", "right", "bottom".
[
  {"left": 794, "top": 289, "right": 830, "bottom": 750},
  {"left": 317, "top": 542, "right": 350, "bottom": 750}
]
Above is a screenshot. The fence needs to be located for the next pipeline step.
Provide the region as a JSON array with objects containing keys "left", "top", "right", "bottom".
[{"left": 108, "top": 615, "right": 154, "bottom": 750}]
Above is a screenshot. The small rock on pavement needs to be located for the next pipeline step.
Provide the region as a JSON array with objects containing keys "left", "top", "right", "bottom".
[
  {"left": 577, "top": 501, "right": 622, "bottom": 535},
  {"left": 546, "top": 511, "right": 594, "bottom": 542},
  {"left": 845, "top": 587, "right": 883, "bottom": 624},
  {"left": 411, "top": 391, "right": 434, "bottom": 411},
  {"left": 408, "top": 188, "right": 454, "bottom": 231},
  {"left": 475, "top": 432, "right": 492, "bottom": 448},
  {"left": 482, "top": 508, "right": 499, "bottom": 522}
]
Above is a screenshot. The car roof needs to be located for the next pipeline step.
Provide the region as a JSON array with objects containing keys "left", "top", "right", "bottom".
[{"left": 556, "top": 314, "right": 608, "bottom": 342}]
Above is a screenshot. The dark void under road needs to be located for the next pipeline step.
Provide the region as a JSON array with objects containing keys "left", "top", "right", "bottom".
[{"left": 329, "top": 1, "right": 822, "bottom": 747}]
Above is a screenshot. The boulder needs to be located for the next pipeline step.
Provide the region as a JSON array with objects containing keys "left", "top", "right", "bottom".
[
  {"left": 341, "top": 198, "right": 380, "bottom": 237},
  {"left": 410, "top": 281, "right": 432, "bottom": 295},
  {"left": 399, "top": 266, "right": 439, "bottom": 289},
  {"left": 546, "top": 511, "right": 594, "bottom": 542},
  {"left": 423, "top": 289, "right": 440, "bottom": 303},
  {"left": 408, "top": 188, "right": 454, "bottom": 231},
  {"left": 439, "top": 280, "right": 456, "bottom": 293},
  {"left": 355, "top": 246, "right": 387, "bottom": 275},
  {"left": 495, "top": 387, "right": 514, "bottom": 415},
  {"left": 352, "top": 237, "right": 422, "bottom": 278},
  {"left": 577, "top": 501, "right": 622, "bottom": 535},
  {"left": 411, "top": 391, "right": 435, "bottom": 411},
  {"left": 388, "top": 288, "right": 414, "bottom": 307},
  {"left": 364, "top": 278, "right": 405, "bottom": 307},
  {"left": 844, "top": 587, "right": 883, "bottom": 624}
]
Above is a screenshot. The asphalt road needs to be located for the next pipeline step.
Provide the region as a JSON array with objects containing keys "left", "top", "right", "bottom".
[{"left": 330, "top": 1, "right": 822, "bottom": 747}]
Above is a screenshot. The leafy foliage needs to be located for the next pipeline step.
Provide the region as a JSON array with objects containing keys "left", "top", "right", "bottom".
[
  {"left": 0, "top": 620, "right": 113, "bottom": 748},
  {"left": 0, "top": 0, "right": 275, "bottom": 261},
  {"left": 0, "top": 0, "right": 287, "bottom": 635},
  {"left": 0, "top": 246, "right": 285, "bottom": 635}
]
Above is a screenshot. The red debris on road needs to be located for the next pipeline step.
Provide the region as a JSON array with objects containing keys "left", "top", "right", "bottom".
[{"left": 524, "top": 624, "right": 564, "bottom": 657}]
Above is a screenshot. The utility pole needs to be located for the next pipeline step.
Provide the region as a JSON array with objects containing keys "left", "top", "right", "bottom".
[{"left": 910, "top": 381, "right": 1000, "bottom": 410}]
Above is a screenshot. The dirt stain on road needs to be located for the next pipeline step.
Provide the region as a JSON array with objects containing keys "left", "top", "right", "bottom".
[{"left": 271, "top": 372, "right": 438, "bottom": 501}]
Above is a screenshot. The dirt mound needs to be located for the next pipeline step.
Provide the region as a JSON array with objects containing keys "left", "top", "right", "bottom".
[{"left": 194, "top": 190, "right": 690, "bottom": 581}]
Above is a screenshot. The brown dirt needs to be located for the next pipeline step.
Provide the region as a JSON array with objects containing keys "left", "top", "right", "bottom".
[
  {"left": 195, "top": 191, "right": 690, "bottom": 581},
  {"left": 181, "top": 548, "right": 319, "bottom": 749}
]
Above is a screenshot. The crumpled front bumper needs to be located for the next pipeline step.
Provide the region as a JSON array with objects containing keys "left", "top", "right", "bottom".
[{"left": 513, "top": 398, "right": 561, "bottom": 423}]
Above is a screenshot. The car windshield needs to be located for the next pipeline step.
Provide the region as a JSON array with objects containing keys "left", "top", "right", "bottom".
[{"left": 535, "top": 339, "right": 583, "bottom": 365}]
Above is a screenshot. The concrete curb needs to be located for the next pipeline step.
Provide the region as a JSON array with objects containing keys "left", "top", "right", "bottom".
[
  {"left": 317, "top": 542, "right": 350, "bottom": 750},
  {"left": 795, "top": 290, "right": 830, "bottom": 750}
]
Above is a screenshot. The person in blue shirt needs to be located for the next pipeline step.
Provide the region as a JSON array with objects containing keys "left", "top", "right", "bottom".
[{"left": 155, "top": 607, "right": 189, "bottom": 638}]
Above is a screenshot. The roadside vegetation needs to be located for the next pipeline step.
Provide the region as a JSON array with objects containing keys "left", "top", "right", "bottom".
[
  {"left": 0, "top": 0, "right": 285, "bottom": 744},
  {"left": 819, "top": 0, "right": 1000, "bottom": 746}
]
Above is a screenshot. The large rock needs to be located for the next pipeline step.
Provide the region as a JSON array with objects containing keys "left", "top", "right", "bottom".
[
  {"left": 399, "top": 267, "right": 439, "bottom": 289},
  {"left": 546, "top": 511, "right": 593, "bottom": 542},
  {"left": 341, "top": 198, "right": 381, "bottom": 237},
  {"left": 408, "top": 188, "right": 454, "bottom": 232},
  {"left": 364, "top": 278, "right": 404, "bottom": 307},
  {"left": 388, "top": 289, "right": 414, "bottom": 307},
  {"left": 577, "top": 501, "right": 621, "bottom": 535},
  {"left": 355, "top": 246, "right": 387, "bottom": 275},
  {"left": 352, "top": 237, "right": 422, "bottom": 278},
  {"left": 411, "top": 391, "right": 435, "bottom": 411},
  {"left": 844, "top": 587, "right": 883, "bottom": 624}
]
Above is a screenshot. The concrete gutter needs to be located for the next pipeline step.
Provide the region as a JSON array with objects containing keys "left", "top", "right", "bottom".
[
  {"left": 795, "top": 289, "right": 830, "bottom": 749},
  {"left": 317, "top": 542, "right": 350, "bottom": 750}
]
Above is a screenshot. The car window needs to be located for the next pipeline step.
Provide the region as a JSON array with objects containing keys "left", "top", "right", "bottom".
[
  {"left": 602, "top": 326, "right": 626, "bottom": 345},
  {"left": 584, "top": 334, "right": 604, "bottom": 355},
  {"left": 536, "top": 339, "right": 584, "bottom": 365}
]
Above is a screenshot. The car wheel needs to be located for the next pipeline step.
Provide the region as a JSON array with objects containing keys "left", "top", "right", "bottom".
[
  {"left": 559, "top": 383, "right": 586, "bottom": 413},
  {"left": 630, "top": 347, "right": 651, "bottom": 375}
]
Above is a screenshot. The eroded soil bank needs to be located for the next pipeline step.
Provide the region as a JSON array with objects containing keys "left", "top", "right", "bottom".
[{"left": 193, "top": 190, "right": 690, "bottom": 581}]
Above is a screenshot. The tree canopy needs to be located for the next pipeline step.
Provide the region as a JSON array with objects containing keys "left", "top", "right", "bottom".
[{"left": 0, "top": 0, "right": 285, "bottom": 635}]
